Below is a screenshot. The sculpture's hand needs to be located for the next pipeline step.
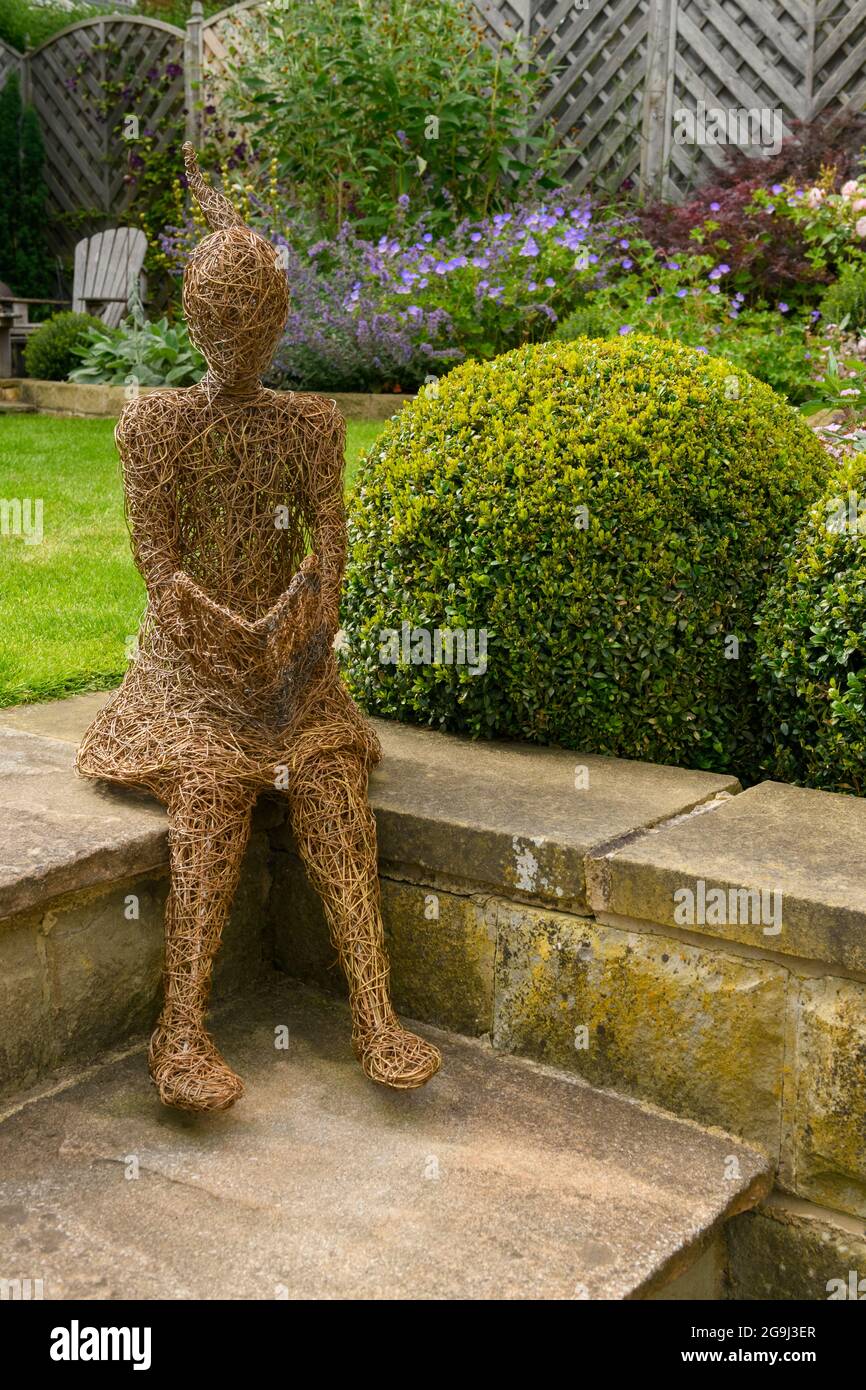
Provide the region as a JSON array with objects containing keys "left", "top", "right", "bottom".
[
  {"left": 253, "top": 554, "right": 330, "bottom": 725},
  {"left": 170, "top": 571, "right": 267, "bottom": 679},
  {"left": 254, "top": 553, "right": 323, "bottom": 670}
]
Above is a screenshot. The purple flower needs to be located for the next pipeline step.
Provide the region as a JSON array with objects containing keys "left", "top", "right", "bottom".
[
  {"left": 708, "top": 284, "right": 720, "bottom": 294},
  {"left": 709, "top": 202, "right": 720, "bottom": 211},
  {"left": 520, "top": 236, "right": 540, "bottom": 258},
  {"left": 694, "top": 346, "right": 708, "bottom": 353},
  {"left": 619, "top": 239, "right": 630, "bottom": 249},
  {"left": 622, "top": 257, "right": 633, "bottom": 270},
  {"left": 544, "top": 277, "right": 555, "bottom": 288},
  {"left": 778, "top": 301, "right": 789, "bottom": 313},
  {"left": 618, "top": 324, "right": 632, "bottom": 334},
  {"left": 470, "top": 231, "right": 482, "bottom": 243},
  {"left": 676, "top": 288, "right": 688, "bottom": 298},
  {"left": 666, "top": 261, "right": 680, "bottom": 270},
  {"left": 771, "top": 183, "right": 783, "bottom": 195}
]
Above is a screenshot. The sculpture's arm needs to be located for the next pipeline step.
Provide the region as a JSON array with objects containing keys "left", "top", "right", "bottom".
[
  {"left": 117, "top": 404, "right": 262, "bottom": 670},
  {"left": 117, "top": 407, "right": 180, "bottom": 611},
  {"left": 311, "top": 405, "right": 348, "bottom": 639},
  {"left": 251, "top": 404, "right": 345, "bottom": 665}
]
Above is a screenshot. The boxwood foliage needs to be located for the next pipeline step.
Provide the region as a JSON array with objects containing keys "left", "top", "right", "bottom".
[
  {"left": 342, "top": 336, "right": 831, "bottom": 776},
  {"left": 755, "top": 453, "right": 866, "bottom": 795},
  {"left": 24, "top": 311, "right": 104, "bottom": 382}
]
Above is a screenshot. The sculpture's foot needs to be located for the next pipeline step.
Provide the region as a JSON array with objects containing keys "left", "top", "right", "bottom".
[
  {"left": 354, "top": 1020, "right": 441, "bottom": 1090},
  {"left": 148, "top": 1020, "right": 244, "bottom": 1113}
]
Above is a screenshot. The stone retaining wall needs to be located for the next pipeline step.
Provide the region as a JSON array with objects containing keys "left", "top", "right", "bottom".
[
  {"left": 1, "top": 696, "right": 864, "bottom": 1297},
  {"left": 0, "top": 378, "right": 413, "bottom": 421}
]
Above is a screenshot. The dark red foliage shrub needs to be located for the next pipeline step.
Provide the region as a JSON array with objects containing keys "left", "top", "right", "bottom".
[{"left": 637, "top": 109, "right": 866, "bottom": 307}]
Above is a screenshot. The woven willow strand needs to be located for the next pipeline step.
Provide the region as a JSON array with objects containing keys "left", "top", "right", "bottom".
[{"left": 76, "top": 144, "right": 441, "bottom": 1111}]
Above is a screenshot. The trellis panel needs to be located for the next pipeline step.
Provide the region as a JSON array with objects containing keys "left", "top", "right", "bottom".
[
  {"left": 25, "top": 17, "right": 185, "bottom": 233},
  {"left": 3, "top": 1, "right": 866, "bottom": 226},
  {"left": 0, "top": 38, "right": 23, "bottom": 92}
]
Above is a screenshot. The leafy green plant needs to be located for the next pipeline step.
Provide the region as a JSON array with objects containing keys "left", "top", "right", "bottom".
[
  {"left": 755, "top": 452, "right": 866, "bottom": 795},
  {"left": 69, "top": 300, "right": 204, "bottom": 386},
  {"left": 0, "top": 71, "right": 54, "bottom": 297},
  {"left": 342, "top": 336, "right": 831, "bottom": 780},
  {"left": 0, "top": 0, "right": 108, "bottom": 51},
  {"left": 225, "top": 0, "right": 564, "bottom": 234},
  {"left": 749, "top": 175, "right": 866, "bottom": 285},
  {"left": 555, "top": 247, "right": 823, "bottom": 404},
  {"left": 819, "top": 262, "right": 866, "bottom": 331},
  {"left": 24, "top": 312, "right": 104, "bottom": 381}
]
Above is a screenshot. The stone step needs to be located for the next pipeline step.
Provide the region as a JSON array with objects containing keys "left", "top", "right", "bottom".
[
  {"left": 0, "top": 977, "right": 770, "bottom": 1300},
  {"left": 2, "top": 693, "right": 864, "bottom": 1294},
  {"left": 0, "top": 400, "right": 35, "bottom": 413}
]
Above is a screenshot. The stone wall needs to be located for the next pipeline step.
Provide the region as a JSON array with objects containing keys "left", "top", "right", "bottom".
[
  {"left": 0, "top": 379, "right": 413, "bottom": 421},
  {"left": 2, "top": 698, "right": 865, "bottom": 1297}
]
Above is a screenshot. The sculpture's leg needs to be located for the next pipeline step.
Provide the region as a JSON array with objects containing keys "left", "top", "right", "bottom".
[
  {"left": 148, "top": 778, "right": 256, "bottom": 1112},
  {"left": 288, "top": 753, "right": 441, "bottom": 1089}
]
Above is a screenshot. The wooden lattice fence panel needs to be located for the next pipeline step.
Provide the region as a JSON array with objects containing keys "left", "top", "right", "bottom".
[
  {"left": 528, "top": 0, "right": 652, "bottom": 191},
  {"left": 201, "top": 0, "right": 270, "bottom": 111},
  {"left": 27, "top": 17, "right": 185, "bottom": 223},
  {"left": 813, "top": 0, "right": 866, "bottom": 115},
  {"left": 663, "top": 0, "right": 808, "bottom": 199},
  {"left": 0, "top": 38, "right": 24, "bottom": 91},
  {"left": 2, "top": 0, "right": 866, "bottom": 228}
]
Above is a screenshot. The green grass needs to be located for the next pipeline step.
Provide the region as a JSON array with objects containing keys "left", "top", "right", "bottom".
[{"left": 0, "top": 414, "right": 383, "bottom": 707}]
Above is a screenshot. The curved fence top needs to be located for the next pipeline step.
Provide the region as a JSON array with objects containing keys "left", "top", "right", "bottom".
[{"left": 27, "top": 13, "right": 185, "bottom": 57}]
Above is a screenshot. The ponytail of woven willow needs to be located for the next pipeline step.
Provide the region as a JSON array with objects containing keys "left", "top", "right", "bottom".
[{"left": 76, "top": 143, "right": 441, "bottom": 1112}]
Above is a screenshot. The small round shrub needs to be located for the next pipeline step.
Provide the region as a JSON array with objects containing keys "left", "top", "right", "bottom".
[
  {"left": 343, "top": 335, "right": 831, "bottom": 777},
  {"left": 24, "top": 310, "right": 104, "bottom": 381},
  {"left": 755, "top": 453, "right": 866, "bottom": 795}
]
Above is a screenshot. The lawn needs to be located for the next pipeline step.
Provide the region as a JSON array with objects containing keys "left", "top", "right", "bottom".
[{"left": 0, "top": 414, "right": 383, "bottom": 706}]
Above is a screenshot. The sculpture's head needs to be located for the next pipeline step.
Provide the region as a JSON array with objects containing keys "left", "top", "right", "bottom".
[{"left": 181, "top": 142, "right": 289, "bottom": 387}]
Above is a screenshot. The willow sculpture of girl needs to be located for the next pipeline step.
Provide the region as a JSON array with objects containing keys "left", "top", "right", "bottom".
[{"left": 77, "top": 144, "right": 441, "bottom": 1113}]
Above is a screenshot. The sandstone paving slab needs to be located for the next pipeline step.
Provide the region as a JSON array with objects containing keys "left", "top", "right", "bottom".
[
  {"left": 0, "top": 979, "right": 770, "bottom": 1301},
  {"left": 588, "top": 781, "right": 866, "bottom": 972},
  {"left": 0, "top": 728, "right": 165, "bottom": 922}
]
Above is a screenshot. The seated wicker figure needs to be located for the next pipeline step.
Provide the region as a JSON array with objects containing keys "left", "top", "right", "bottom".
[{"left": 76, "top": 144, "right": 441, "bottom": 1112}]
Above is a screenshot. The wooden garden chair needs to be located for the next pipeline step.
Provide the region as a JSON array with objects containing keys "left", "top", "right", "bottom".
[{"left": 0, "top": 227, "right": 147, "bottom": 374}]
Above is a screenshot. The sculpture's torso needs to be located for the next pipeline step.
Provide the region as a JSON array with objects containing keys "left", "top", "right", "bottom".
[{"left": 76, "top": 383, "right": 378, "bottom": 797}]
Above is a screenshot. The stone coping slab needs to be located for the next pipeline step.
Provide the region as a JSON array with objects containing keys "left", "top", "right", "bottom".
[
  {"left": 589, "top": 781, "right": 866, "bottom": 973},
  {"left": 0, "top": 727, "right": 166, "bottom": 922},
  {"left": 0, "top": 978, "right": 770, "bottom": 1300},
  {"left": 5, "top": 379, "right": 412, "bottom": 422},
  {"left": 365, "top": 723, "right": 739, "bottom": 911},
  {"left": 0, "top": 695, "right": 740, "bottom": 917}
]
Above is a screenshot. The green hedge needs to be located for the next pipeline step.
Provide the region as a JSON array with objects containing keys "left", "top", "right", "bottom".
[
  {"left": 342, "top": 335, "right": 831, "bottom": 777},
  {"left": 756, "top": 453, "right": 866, "bottom": 795},
  {"left": 24, "top": 311, "right": 104, "bottom": 382}
]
